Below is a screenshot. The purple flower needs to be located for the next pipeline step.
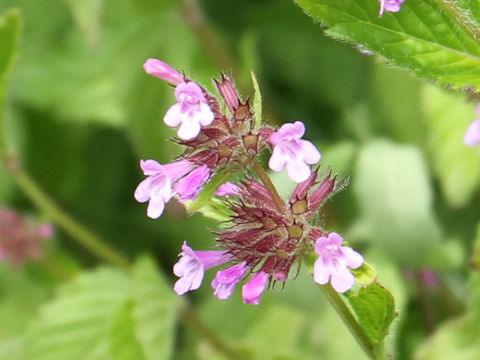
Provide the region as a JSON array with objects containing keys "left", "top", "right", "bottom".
[
  {"left": 464, "top": 104, "right": 480, "bottom": 148},
  {"left": 215, "top": 182, "right": 240, "bottom": 196},
  {"left": 211, "top": 262, "right": 248, "bottom": 300},
  {"left": 268, "top": 121, "right": 321, "bottom": 183},
  {"left": 173, "top": 241, "right": 231, "bottom": 295},
  {"left": 143, "top": 58, "right": 184, "bottom": 86},
  {"left": 134, "top": 159, "right": 194, "bottom": 219},
  {"left": 313, "top": 232, "right": 363, "bottom": 293},
  {"left": 164, "top": 82, "right": 215, "bottom": 140},
  {"left": 242, "top": 271, "right": 269, "bottom": 305},
  {"left": 174, "top": 165, "right": 210, "bottom": 202},
  {"left": 378, "top": 0, "right": 405, "bottom": 16}
]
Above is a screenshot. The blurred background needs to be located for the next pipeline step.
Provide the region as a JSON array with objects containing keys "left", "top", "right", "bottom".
[{"left": 0, "top": 0, "right": 479, "bottom": 359}]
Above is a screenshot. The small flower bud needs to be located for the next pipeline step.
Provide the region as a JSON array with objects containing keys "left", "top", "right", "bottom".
[
  {"left": 215, "top": 74, "right": 240, "bottom": 111},
  {"left": 143, "top": 58, "right": 184, "bottom": 85}
]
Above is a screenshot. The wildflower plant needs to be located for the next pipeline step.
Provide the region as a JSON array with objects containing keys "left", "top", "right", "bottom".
[{"left": 134, "top": 58, "right": 394, "bottom": 357}]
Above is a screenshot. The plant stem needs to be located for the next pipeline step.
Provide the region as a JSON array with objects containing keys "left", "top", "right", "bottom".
[
  {"left": 319, "top": 284, "right": 376, "bottom": 360},
  {"left": 179, "top": 302, "right": 248, "bottom": 360},
  {"left": 251, "top": 159, "right": 287, "bottom": 214},
  {"left": 8, "top": 162, "right": 131, "bottom": 270}
]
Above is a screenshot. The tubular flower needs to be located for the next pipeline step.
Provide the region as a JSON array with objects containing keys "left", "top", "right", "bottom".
[
  {"left": 215, "top": 182, "right": 240, "bottom": 196},
  {"left": 173, "top": 241, "right": 231, "bottom": 295},
  {"left": 378, "top": 0, "right": 405, "bottom": 16},
  {"left": 313, "top": 232, "right": 363, "bottom": 293},
  {"left": 143, "top": 58, "right": 184, "bottom": 86},
  {"left": 134, "top": 159, "right": 194, "bottom": 219},
  {"left": 268, "top": 121, "right": 321, "bottom": 183},
  {"left": 174, "top": 165, "right": 211, "bottom": 202},
  {"left": 242, "top": 271, "right": 269, "bottom": 305},
  {"left": 464, "top": 103, "right": 480, "bottom": 149},
  {"left": 164, "top": 82, "right": 215, "bottom": 140},
  {"left": 212, "top": 262, "right": 249, "bottom": 300}
]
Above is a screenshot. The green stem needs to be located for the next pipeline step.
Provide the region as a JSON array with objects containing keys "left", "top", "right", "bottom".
[
  {"left": 319, "top": 284, "right": 376, "bottom": 360},
  {"left": 179, "top": 302, "right": 248, "bottom": 360},
  {"left": 251, "top": 159, "right": 287, "bottom": 214},
  {"left": 8, "top": 162, "right": 131, "bottom": 270}
]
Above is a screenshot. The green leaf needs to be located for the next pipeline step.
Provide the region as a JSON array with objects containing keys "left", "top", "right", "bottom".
[
  {"left": 421, "top": 84, "right": 480, "bottom": 207},
  {"left": 24, "top": 267, "right": 130, "bottom": 360},
  {"left": 197, "top": 198, "right": 235, "bottom": 222},
  {"left": 295, "top": 0, "right": 480, "bottom": 89},
  {"left": 131, "top": 256, "right": 178, "bottom": 360},
  {"left": 350, "top": 140, "right": 445, "bottom": 267},
  {"left": 346, "top": 283, "right": 396, "bottom": 358},
  {"left": 350, "top": 261, "right": 377, "bottom": 286},
  {"left": 186, "top": 170, "right": 232, "bottom": 214},
  {"left": 414, "top": 313, "right": 480, "bottom": 360},
  {"left": 250, "top": 70, "right": 262, "bottom": 129},
  {"left": 0, "top": 9, "right": 20, "bottom": 154},
  {"left": 110, "top": 302, "right": 147, "bottom": 360}
]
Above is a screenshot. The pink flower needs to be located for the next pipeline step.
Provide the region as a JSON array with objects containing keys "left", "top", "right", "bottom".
[
  {"left": 313, "top": 232, "right": 363, "bottom": 293},
  {"left": 173, "top": 241, "right": 231, "bottom": 295},
  {"left": 378, "top": 0, "right": 405, "bottom": 16},
  {"left": 242, "top": 271, "right": 269, "bottom": 305},
  {"left": 268, "top": 121, "right": 321, "bottom": 183},
  {"left": 464, "top": 104, "right": 480, "bottom": 148},
  {"left": 134, "top": 159, "right": 194, "bottom": 219},
  {"left": 143, "top": 58, "right": 184, "bottom": 86},
  {"left": 215, "top": 182, "right": 240, "bottom": 196},
  {"left": 212, "top": 262, "right": 248, "bottom": 300},
  {"left": 174, "top": 165, "right": 210, "bottom": 202},
  {"left": 164, "top": 82, "right": 215, "bottom": 140}
]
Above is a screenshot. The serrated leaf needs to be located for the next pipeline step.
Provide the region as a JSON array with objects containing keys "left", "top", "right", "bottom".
[
  {"left": 295, "top": 0, "right": 480, "bottom": 89},
  {"left": 110, "top": 301, "right": 147, "bottom": 360},
  {"left": 0, "top": 9, "right": 20, "bottom": 154},
  {"left": 186, "top": 170, "right": 232, "bottom": 214},
  {"left": 346, "top": 283, "right": 396, "bottom": 358},
  {"left": 250, "top": 70, "right": 262, "bottom": 129},
  {"left": 421, "top": 84, "right": 480, "bottom": 207},
  {"left": 24, "top": 268, "right": 130, "bottom": 360},
  {"left": 351, "top": 261, "right": 377, "bottom": 286},
  {"left": 131, "top": 256, "right": 178, "bottom": 360}
]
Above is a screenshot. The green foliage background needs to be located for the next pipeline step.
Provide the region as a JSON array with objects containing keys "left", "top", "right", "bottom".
[{"left": 0, "top": 0, "right": 480, "bottom": 359}]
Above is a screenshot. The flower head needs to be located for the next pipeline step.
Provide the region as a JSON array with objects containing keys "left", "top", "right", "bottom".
[
  {"left": 143, "top": 58, "right": 184, "bottom": 86},
  {"left": 173, "top": 241, "right": 231, "bottom": 295},
  {"left": 212, "top": 262, "right": 249, "bottom": 300},
  {"left": 242, "top": 271, "right": 269, "bottom": 305},
  {"left": 164, "top": 82, "right": 215, "bottom": 140},
  {"left": 268, "top": 121, "right": 321, "bottom": 183},
  {"left": 134, "top": 159, "right": 194, "bottom": 219},
  {"left": 378, "top": 0, "right": 405, "bottom": 16},
  {"left": 464, "top": 103, "right": 480, "bottom": 148},
  {"left": 313, "top": 232, "right": 363, "bottom": 293}
]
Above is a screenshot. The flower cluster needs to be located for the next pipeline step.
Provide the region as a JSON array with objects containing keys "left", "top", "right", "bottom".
[
  {"left": 135, "top": 59, "right": 364, "bottom": 304},
  {"left": 0, "top": 207, "right": 53, "bottom": 264}
]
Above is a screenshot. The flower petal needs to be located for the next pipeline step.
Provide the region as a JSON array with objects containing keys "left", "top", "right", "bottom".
[
  {"left": 341, "top": 247, "right": 364, "bottom": 269},
  {"left": 164, "top": 103, "right": 183, "bottom": 127},
  {"left": 286, "top": 158, "right": 311, "bottom": 183},
  {"left": 330, "top": 267, "right": 355, "bottom": 293},
  {"left": 268, "top": 146, "right": 286, "bottom": 172},
  {"left": 299, "top": 140, "right": 321, "bottom": 165},
  {"left": 177, "top": 116, "right": 201, "bottom": 140},
  {"left": 197, "top": 103, "right": 215, "bottom": 126},
  {"left": 313, "top": 257, "right": 331, "bottom": 285}
]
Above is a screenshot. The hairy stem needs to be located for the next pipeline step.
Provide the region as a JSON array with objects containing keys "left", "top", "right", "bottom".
[
  {"left": 251, "top": 159, "right": 287, "bottom": 214},
  {"left": 319, "top": 284, "right": 376, "bottom": 360},
  {"left": 179, "top": 302, "right": 248, "bottom": 360},
  {"left": 435, "top": 0, "right": 480, "bottom": 44}
]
